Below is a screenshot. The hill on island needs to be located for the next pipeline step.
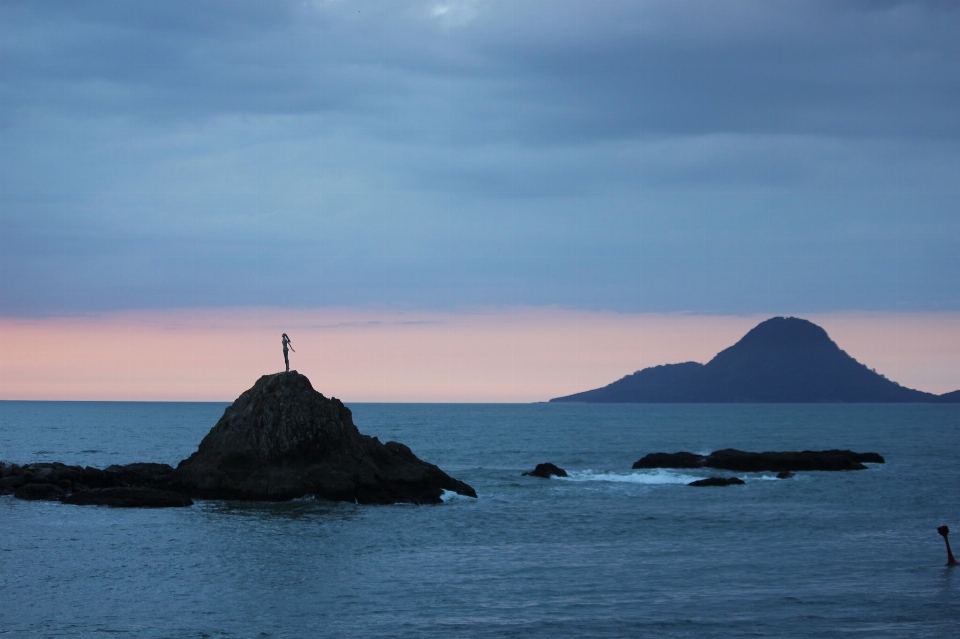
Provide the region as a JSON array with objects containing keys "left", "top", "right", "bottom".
[{"left": 550, "top": 317, "right": 960, "bottom": 403}]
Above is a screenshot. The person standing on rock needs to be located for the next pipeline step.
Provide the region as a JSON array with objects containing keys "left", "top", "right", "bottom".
[{"left": 282, "top": 333, "right": 295, "bottom": 372}]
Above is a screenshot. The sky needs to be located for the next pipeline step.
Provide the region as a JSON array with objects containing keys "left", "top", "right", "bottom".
[{"left": 1, "top": 0, "right": 958, "bottom": 400}]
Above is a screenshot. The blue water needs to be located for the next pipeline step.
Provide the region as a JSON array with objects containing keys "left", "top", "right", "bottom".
[{"left": 1, "top": 401, "right": 958, "bottom": 638}]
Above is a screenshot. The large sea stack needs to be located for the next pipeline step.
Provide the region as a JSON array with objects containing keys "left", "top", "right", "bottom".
[{"left": 172, "top": 371, "right": 476, "bottom": 505}]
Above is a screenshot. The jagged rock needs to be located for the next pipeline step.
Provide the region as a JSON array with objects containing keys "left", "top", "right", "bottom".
[
  {"left": 633, "top": 449, "right": 884, "bottom": 472},
  {"left": 171, "top": 371, "right": 476, "bottom": 505},
  {"left": 63, "top": 488, "right": 193, "bottom": 508},
  {"left": 14, "top": 483, "right": 65, "bottom": 501},
  {"left": 522, "top": 463, "right": 568, "bottom": 478},
  {"left": 688, "top": 477, "right": 745, "bottom": 487}
]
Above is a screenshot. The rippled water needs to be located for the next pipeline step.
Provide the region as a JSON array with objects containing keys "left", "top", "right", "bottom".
[{"left": 1, "top": 402, "right": 958, "bottom": 638}]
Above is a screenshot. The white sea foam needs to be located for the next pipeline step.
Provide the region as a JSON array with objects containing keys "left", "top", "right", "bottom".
[
  {"left": 440, "top": 489, "right": 470, "bottom": 502},
  {"left": 560, "top": 469, "right": 701, "bottom": 485}
]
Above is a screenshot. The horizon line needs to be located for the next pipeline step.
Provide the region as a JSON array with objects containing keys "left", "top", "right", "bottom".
[{"left": 1, "top": 308, "right": 958, "bottom": 402}]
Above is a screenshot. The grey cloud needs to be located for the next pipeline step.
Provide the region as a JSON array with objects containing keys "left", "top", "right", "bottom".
[
  {"left": 1, "top": 0, "right": 958, "bottom": 316},
  {"left": 4, "top": 1, "right": 957, "bottom": 138}
]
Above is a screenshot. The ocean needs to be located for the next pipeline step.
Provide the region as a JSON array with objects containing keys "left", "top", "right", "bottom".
[{"left": 1, "top": 401, "right": 958, "bottom": 638}]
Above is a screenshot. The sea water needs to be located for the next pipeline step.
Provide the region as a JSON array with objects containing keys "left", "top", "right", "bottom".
[{"left": 1, "top": 401, "right": 958, "bottom": 638}]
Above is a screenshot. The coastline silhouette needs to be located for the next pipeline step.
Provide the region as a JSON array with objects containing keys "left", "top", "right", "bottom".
[{"left": 551, "top": 317, "right": 960, "bottom": 403}]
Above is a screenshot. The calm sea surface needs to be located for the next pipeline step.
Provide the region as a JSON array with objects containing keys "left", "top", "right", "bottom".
[{"left": 1, "top": 401, "right": 958, "bottom": 638}]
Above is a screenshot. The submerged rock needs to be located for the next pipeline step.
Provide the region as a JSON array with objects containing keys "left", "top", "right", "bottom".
[
  {"left": 688, "top": 477, "right": 745, "bottom": 487},
  {"left": 522, "top": 463, "right": 568, "bottom": 479},
  {"left": 776, "top": 471, "right": 795, "bottom": 479},
  {"left": 171, "top": 371, "right": 476, "bottom": 505},
  {"left": 633, "top": 449, "right": 884, "bottom": 472}
]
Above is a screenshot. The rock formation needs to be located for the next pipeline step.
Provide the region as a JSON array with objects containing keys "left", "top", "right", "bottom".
[
  {"left": 633, "top": 449, "right": 885, "bottom": 472},
  {"left": 171, "top": 371, "right": 476, "bottom": 504},
  {"left": 688, "top": 477, "right": 745, "bottom": 487},
  {"left": 0, "top": 461, "right": 189, "bottom": 507},
  {"left": 1, "top": 371, "right": 476, "bottom": 507},
  {"left": 522, "top": 463, "right": 568, "bottom": 478},
  {"left": 13, "top": 483, "right": 66, "bottom": 501}
]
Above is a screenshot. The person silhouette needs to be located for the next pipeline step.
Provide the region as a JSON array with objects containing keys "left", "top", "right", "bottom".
[
  {"left": 938, "top": 525, "right": 959, "bottom": 566},
  {"left": 282, "top": 333, "right": 295, "bottom": 373}
]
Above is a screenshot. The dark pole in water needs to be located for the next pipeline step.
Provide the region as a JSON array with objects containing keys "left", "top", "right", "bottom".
[{"left": 938, "top": 525, "right": 960, "bottom": 566}]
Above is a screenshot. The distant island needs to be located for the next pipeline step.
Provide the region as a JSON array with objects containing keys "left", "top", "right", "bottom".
[{"left": 550, "top": 317, "right": 960, "bottom": 403}]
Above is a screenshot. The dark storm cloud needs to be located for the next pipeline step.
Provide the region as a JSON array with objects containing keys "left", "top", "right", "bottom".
[{"left": 1, "top": 0, "right": 958, "bottom": 315}]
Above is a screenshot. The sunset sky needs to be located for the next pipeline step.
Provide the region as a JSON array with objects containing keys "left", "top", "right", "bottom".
[{"left": 1, "top": 1, "right": 958, "bottom": 401}]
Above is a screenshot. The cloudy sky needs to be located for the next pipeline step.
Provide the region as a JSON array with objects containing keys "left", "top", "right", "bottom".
[{"left": 1, "top": 0, "right": 958, "bottom": 400}]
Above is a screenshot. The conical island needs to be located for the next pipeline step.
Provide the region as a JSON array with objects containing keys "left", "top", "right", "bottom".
[
  {"left": 174, "top": 371, "right": 476, "bottom": 504},
  {"left": 551, "top": 317, "right": 959, "bottom": 403}
]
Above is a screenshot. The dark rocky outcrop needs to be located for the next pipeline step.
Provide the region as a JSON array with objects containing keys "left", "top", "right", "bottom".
[
  {"left": 688, "top": 477, "right": 745, "bottom": 487},
  {"left": 62, "top": 487, "right": 193, "bottom": 508},
  {"left": 2, "top": 372, "right": 475, "bottom": 508},
  {"left": 551, "top": 317, "right": 957, "bottom": 403},
  {"left": 0, "top": 462, "right": 126, "bottom": 495},
  {"left": 631, "top": 452, "right": 704, "bottom": 469},
  {"left": 522, "top": 463, "right": 568, "bottom": 479},
  {"left": 1, "top": 474, "right": 27, "bottom": 491},
  {"left": 104, "top": 463, "right": 175, "bottom": 490},
  {"left": 633, "top": 449, "right": 885, "bottom": 472},
  {"left": 1, "top": 462, "right": 182, "bottom": 507},
  {"left": 776, "top": 471, "right": 795, "bottom": 479},
  {"left": 171, "top": 371, "right": 476, "bottom": 505},
  {"left": 14, "top": 483, "right": 66, "bottom": 501}
]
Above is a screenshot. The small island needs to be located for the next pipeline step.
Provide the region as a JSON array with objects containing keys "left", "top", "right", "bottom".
[{"left": 1, "top": 371, "right": 476, "bottom": 507}]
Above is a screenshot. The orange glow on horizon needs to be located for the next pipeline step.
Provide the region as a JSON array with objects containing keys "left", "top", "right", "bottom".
[{"left": 0, "top": 308, "right": 957, "bottom": 402}]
